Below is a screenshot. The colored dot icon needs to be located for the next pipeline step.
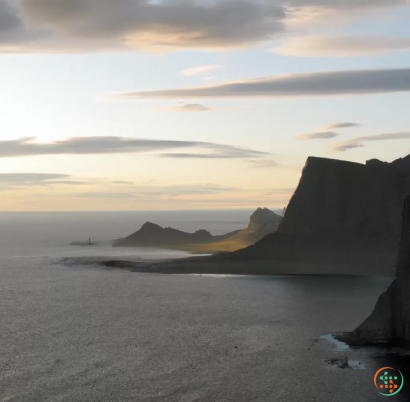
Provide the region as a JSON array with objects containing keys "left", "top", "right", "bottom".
[{"left": 374, "top": 367, "right": 403, "bottom": 396}]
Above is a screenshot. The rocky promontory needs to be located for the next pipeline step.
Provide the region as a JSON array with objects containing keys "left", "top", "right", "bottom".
[
  {"left": 113, "top": 222, "right": 239, "bottom": 248},
  {"left": 113, "top": 208, "right": 282, "bottom": 252}
]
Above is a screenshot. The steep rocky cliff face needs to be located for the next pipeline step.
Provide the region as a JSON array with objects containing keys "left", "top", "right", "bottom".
[
  {"left": 337, "top": 197, "right": 410, "bottom": 345},
  {"left": 227, "top": 155, "right": 410, "bottom": 275},
  {"left": 279, "top": 156, "right": 410, "bottom": 238}
]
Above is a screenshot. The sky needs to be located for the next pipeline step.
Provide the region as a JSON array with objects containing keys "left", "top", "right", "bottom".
[{"left": 1, "top": 0, "right": 410, "bottom": 211}]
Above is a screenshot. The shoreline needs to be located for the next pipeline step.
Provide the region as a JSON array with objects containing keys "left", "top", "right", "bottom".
[{"left": 60, "top": 257, "right": 396, "bottom": 277}]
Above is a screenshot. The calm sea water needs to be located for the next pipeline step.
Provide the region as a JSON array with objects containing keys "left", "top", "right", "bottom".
[{"left": 0, "top": 211, "right": 396, "bottom": 402}]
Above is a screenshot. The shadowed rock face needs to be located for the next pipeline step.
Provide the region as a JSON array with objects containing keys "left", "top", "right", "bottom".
[
  {"left": 279, "top": 156, "right": 410, "bottom": 238},
  {"left": 337, "top": 197, "right": 410, "bottom": 345},
  {"left": 247, "top": 208, "right": 282, "bottom": 241},
  {"left": 224, "top": 155, "right": 410, "bottom": 275}
]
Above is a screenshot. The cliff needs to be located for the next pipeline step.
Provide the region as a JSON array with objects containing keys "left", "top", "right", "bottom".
[
  {"left": 221, "top": 155, "right": 410, "bottom": 275},
  {"left": 113, "top": 222, "right": 238, "bottom": 248},
  {"left": 337, "top": 197, "right": 410, "bottom": 345},
  {"left": 279, "top": 155, "right": 410, "bottom": 237}
]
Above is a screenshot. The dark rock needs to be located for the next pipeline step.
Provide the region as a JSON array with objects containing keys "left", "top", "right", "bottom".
[
  {"left": 325, "top": 356, "right": 349, "bottom": 368},
  {"left": 247, "top": 208, "right": 283, "bottom": 241},
  {"left": 219, "top": 155, "right": 410, "bottom": 275},
  {"left": 113, "top": 208, "right": 281, "bottom": 251},
  {"left": 337, "top": 196, "right": 410, "bottom": 345},
  {"left": 113, "top": 221, "right": 238, "bottom": 248}
]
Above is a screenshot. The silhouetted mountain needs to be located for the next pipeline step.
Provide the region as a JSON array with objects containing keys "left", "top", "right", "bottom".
[
  {"left": 182, "top": 208, "right": 282, "bottom": 253},
  {"left": 113, "top": 222, "right": 239, "bottom": 248},
  {"left": 113, "top": 208, "right": 281, "bottom": 252},
  {"left": 219, "top": 155, "right": 410, "bottom": 274},
  {"left": 247, "top": 208, "right": 283, "bottom": 240},
  {"left": 212, "top": 208, "right": 282, "bottom": 249}
]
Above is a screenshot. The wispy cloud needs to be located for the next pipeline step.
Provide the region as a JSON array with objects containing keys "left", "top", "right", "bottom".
[
  {"left": 329, "top": 131, "right": 410, "bottom": 152},
  {"left": 0, "top": 173, "right": 90, "bottom": 190},
  {"left": 332, "top": 144, "right": 365, "bottom": 152},
  {"left": 182, "top": 65, "right": 223, "bottom": 76},
  {"left": 33, "top": 184, "right": 239, "bottom": 200},
  {"left": 156, "top": 102, "right": 245, "bottom": 113},
  {"left": 0, "top": 137, "right": 267, "bottom": 160},
  {"left": 320, "top": 122, "right": 360, "bottom": 130},
  {"left": 248, "top": 160, "right": 279, "bottom": 168},
  {"left": 272, "top": 36, "right": 410, "bottom": 57},
  {"left": 112, "top": 69, "right": 410, "bottom": 100},
  {"left": 157, "top": 103, "right": 212, "bottom": 112},
  {"left": 294, "top": 131, "right": 339, "bottom": 140},
  {"left": 65, "top": 193, "right": 136, "bottom": 199},
  {"left": 137, "top": 184, "right": 239, "bottom": 197},
  {"left": 112, "top": 181, "right": 134, "bottom": 185}
]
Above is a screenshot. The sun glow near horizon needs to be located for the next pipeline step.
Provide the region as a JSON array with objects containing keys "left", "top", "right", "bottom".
[{"left": 1, "top": 0, "right": 410, "bottom": 211}]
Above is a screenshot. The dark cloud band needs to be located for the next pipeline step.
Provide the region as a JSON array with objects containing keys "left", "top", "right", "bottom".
[
  {"left": 330, "top": 131, "right": 410, "bottom": 152},
  {"left": 0, "top": 137, "right": 267, "bottom": 159},
  {"left": 113, "top": 69, "right": 410, "bottom": 100}
]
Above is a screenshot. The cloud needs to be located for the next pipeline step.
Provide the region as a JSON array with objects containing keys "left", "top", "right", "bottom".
[
  {"left": 2, "top": 0, "right": 286, "bottom": 53},
  {"left": 273, "top": 36, "right": 410, "bottom": 57},
  {"left": 265, "top": 187, "right": 296, "bottom": 195},
  {"left": 38, "top": 184, "right": 239, "bottom": 199},
  {"left": 0, "top": 0, "right": 408, "bottom": 54},
  {"left": 320, "top": 122, "right": 360, "bottom": 130},
  {"left": 248, "top": 160, "right": 278, "bottom": 168},
  {"left": 112, "top": 180, "right": 135, "bottom": 185},
  {"left": 156, "top": 102, "right": 244, "bottom": 112},
  {"left": 0, "top": 173, "right": 90, "bottom": 190},
  {"left": 330, "top": 131, "right": 410, "bottom": 152},
  {"left": 137, "top": 184, "right": 238, "bottom": 197},
  {"left": 332, "top": 144, "right": 365, "bottom": 152},
  {"left": 160, "top": 150, "right": 260, "bottom": 159},
  {"left": 182, "top": 65, "right": 223, "bottom": 76},
  {"left": 295, "top": 122, "right": 360, "bottom": 141},
  {"left": 204, "top": 76, "right": 216, "bottom": 80},
  {"left": 294, "top": 131, "right": 338, "bottom": 140},
  {"left": 157, "top": 102, "right": 212, "bottom": 112},
  {"left": 0, "top": 136, "right": 267, "bottom": 160},
  {"left": 112, "top": 69, "right": 410, "bottom": 100},
  {"left": 47, "top": 180, "right": 91, "bottom": 185},
  {"left": 64, "top": 192, "right": 136, "bottom": 199}
]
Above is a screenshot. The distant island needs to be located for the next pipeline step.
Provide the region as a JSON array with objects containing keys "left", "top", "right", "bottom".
[{"left": 113, "top": 208, "right": 282, "bottom": 253}]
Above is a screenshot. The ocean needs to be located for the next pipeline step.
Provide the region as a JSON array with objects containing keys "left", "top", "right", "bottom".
[{"left": 0, "top": 211, "right": 398, "bottom": 402}]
